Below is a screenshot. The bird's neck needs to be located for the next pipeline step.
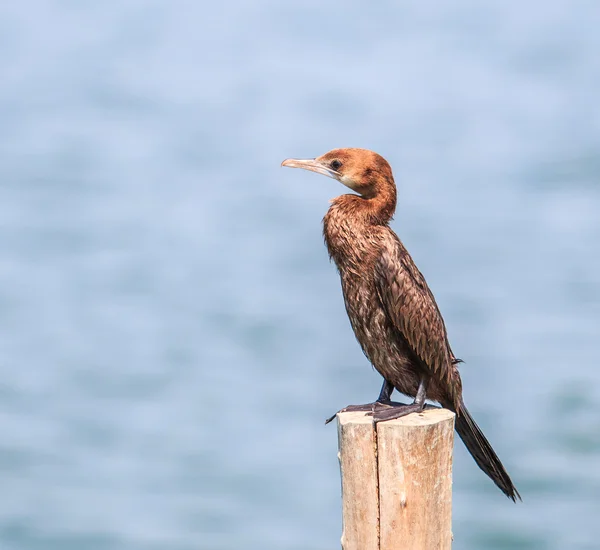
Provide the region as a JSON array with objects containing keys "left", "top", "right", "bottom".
[
  {"left": 322, "top": 191, "right": 395, "bottom": 273},
  {"left": 325, "top": 186, "right": 396, "bottom": 227}
]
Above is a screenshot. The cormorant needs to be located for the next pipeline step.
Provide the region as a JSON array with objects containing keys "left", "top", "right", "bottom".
[{"left": 282, "top": 148, "right": 520, "bottom": 501}]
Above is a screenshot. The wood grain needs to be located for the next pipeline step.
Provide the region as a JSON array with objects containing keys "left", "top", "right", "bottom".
[
  {"left": 337, "top": 411, "right": 379, "bottom": 550},
  {"left": 337, "top": 408, "right": 455, "bottom": 550}
]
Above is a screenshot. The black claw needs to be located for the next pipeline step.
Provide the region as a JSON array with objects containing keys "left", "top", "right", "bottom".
[{"left": 324, "top": 413, "right": 337, "bottom": 425}]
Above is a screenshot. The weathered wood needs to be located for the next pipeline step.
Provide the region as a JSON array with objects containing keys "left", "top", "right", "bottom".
[
  {"left": 377, "top": 408, "right": 455, "bottom": 549},
  {"left": 337, "top": 411, "right": 380, "bottom": 550},
  {"left": 337, "top": 408, "right": 455, "bottom": 550}
]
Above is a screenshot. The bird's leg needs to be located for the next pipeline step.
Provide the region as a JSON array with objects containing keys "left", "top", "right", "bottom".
[
  {"left": 376, "top": 379, "right": 394, "bottom": 402},
  {"left": 370, "top": 377, "right": 428, "bottom": 423},
  {"left": 325, "top": 380, "right": 405, "bottom": 424}
]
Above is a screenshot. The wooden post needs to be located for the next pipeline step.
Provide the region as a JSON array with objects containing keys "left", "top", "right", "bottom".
[{"left": 337, "top": 408, "right": 455, "bottom": 550}]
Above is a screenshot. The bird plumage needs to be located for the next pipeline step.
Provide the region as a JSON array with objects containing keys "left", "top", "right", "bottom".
[{"left": 282, "top": 148, "right": 520, "bottom": 501}]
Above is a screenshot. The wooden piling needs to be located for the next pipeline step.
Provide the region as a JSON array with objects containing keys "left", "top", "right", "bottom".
[{"left": 337, "top": 408, "right": 455, "bottom": 550}]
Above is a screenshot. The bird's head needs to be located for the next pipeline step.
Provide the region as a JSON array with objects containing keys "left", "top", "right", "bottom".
[{"left": 281, "top": 148, "right": 395, "bottom": 200}]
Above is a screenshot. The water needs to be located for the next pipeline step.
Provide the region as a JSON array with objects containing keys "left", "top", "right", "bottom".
[{"left": 0, "top": 1, "right": 599, "bottom": 549}]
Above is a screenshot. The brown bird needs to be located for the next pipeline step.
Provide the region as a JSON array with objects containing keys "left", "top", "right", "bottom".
[{"left": 282, "top": 148, "right": 520, "bottom": 501}]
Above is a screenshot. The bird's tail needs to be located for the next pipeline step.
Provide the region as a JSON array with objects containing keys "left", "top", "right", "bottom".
[{"left": 450, "top": 401, "right": 521, "bottom": 501}]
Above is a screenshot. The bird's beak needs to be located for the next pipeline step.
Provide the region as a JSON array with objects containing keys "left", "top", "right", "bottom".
[{"left": 281, "top": 158, "right": 340, "bottom": 180}]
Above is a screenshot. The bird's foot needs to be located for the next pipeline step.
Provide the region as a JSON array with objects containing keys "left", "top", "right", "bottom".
[
  {"left": 369, "top": 402, "right": 425, "bottom": 423},
  {"left": 325, "top": 401, "right": 426, "bottom": 425},
  {"left": 324, "top": 400, "right": 406, "bottom": 425}
]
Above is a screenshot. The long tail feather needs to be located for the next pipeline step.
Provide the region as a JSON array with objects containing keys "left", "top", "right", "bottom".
[{"left": 450, "top": 402, "right": 521, "bottom": 501}]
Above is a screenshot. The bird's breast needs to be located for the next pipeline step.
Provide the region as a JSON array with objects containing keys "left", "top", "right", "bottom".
[{"left": 323, "top": 211, "right": 380, "bottom": 275}]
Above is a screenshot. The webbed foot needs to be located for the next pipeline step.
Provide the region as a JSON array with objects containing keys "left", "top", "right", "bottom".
[
  {"left": 324, "top": 400, "right": 408, "bottom": 424},
  {"left": 325, "top": 378, "right": 428, "bottom": 425}
]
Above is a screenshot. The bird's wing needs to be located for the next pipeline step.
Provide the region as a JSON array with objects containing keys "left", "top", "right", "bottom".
[{"left": 374, "top": 235, "right": 460, "bottom": 404}]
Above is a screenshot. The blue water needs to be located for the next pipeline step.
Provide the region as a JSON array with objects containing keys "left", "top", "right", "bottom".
[{"left": 0, "top": 1, "right": 599, "bottom": 549}]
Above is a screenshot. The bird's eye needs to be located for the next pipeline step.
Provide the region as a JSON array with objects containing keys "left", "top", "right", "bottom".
[{"left": 331, "top": 160, "right": 342, "bottom": 171}]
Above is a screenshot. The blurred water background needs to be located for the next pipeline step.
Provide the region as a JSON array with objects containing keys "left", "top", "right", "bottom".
[{"left": 0, "top": 1, "right": 599, "bottom": 549}]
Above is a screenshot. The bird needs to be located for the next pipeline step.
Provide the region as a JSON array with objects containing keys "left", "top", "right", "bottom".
[{"left": 281, "top": 148, "right": 520, "bottom": 501}]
